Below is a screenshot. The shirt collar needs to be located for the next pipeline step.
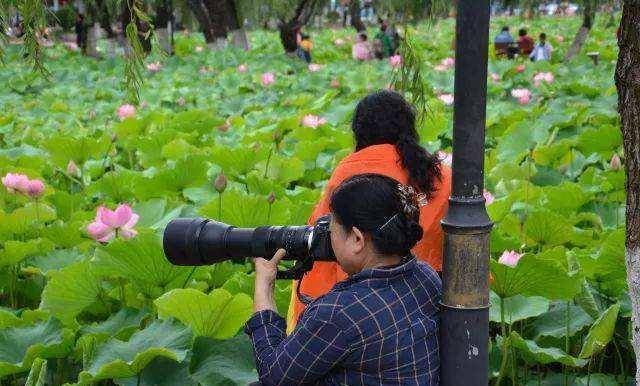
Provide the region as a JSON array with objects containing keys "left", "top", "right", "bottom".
[{"left": 334, "top": 255, "right": 417, "bottom": 290}]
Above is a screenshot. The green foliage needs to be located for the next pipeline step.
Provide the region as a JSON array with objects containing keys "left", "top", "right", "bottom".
[{"left": 0, "top": 13, "right": 629, "bottom": 385}]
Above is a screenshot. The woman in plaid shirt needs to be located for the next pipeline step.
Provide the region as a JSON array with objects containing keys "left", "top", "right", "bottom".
[{"left": 245, "top": 174, "right": 442, "bottom": 385}]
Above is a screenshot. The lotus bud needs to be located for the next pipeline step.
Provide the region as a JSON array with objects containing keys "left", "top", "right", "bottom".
[
  {"left": 214, "top": 172, "right": 227, "bottom": 193},
  {"left": 267, "top": 191, "right": 276, "bottom": 204},
  {"left": 67, "top": 160, "right": 79, "bottom": 176},
  {"left": 610, "top": 154, "right": 622, "bottom": 171}
]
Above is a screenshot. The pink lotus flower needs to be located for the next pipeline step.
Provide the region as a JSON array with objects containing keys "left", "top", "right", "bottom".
[
  {"left": 334, "top": 38, "right": 345, "bottom": 46},
  {"left": 308, "top": 63, "right": 322, "bottom": 72},
  {"left": 27, "top": 179, "right": 44, "bottom": 198},
  {"left": 491, "top": 73, "right": 501, "bottom": 83},
  {"left": 117, "top": 104, "right": 136, "bottom": 120},
  {"left": 511, "top": 88, "right": 532, "bottom": 105},
  {"left": 237, "top": 64, "right": 248, "bottom": 73},
  {"left": 390, "top": 54, "right": 402, "bottom": 68},
  {"left": 261, "top": 72, "right": 275, "bottom": 86},
  {"left": 146, "top": 61, "right": 162, "bottom": 72},
  {"left": 195, "top": 45, "right": 204, "bottom": 52},
  {"left": 442, "top": 57, "right": 455, "bottom": 67},
  {"left": 87, "top": 204, "right": 139, "bottom": 242},
  {"left": 516, "top": 65, "right": 526, "bottom": 73},
  {"left": 330, "top": 78, "right": 340, "bottom": 88},
  {"left": 610, "top": 154, "right": 622, "bottom": 170},
  {"left": 483, "top": 189, "right": 494, "bottom": 205},
  {"left": 435, "top": 57, "right": 455, "bottom": 72},
  {"left": 65, "top": 42, "right": 79, "bottom": 51},
  {"left": 498, "top": 250, "right": 524, "bottom": 267},
  {"left": 438, "top": 94, "right": 454, "bottom": 106},
  {"left": 67, "top": 160, "right": 79, "bottom": 176},
  {"left": 533, "top": 72, "right": 554, "bottom": 87},
  {"left": 437, "top": 151, "right": 452, "bottom": 166},
  {"left": 301, "top": 114, "right": 327, "bottom": 128},
  {"left": 556, "top": 35, "right": 565, "bottom": 42},
  {"left": 2, "top": 173, "right": 30, "bottom": 194}
]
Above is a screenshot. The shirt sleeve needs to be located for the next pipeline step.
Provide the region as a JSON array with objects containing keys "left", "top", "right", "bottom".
[{"left": 245, "top": 305, "right": 350, "bottom": 386}]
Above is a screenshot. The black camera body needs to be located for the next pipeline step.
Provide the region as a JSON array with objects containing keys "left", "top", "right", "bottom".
[{"left": 163, "top": 215, "right": 335, "bottom": 279}]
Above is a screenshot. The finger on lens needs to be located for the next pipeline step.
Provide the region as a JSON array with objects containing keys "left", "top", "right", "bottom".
[{"left": 272, "top": 248, "right": 287, "bottom": 264}]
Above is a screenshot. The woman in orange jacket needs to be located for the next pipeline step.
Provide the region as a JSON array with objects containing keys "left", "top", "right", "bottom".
[{"left": 287, "top": 90, "right": 452, "bottom": 329}]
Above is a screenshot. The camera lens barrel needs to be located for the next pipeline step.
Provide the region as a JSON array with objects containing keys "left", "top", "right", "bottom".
[{"left": 163, "top": 218, "right": 314, "bottom": 266}]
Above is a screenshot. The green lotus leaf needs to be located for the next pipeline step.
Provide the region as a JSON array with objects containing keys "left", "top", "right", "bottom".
[
  {"left": 489, "top": 292, "right": 550, "bottom": 325},
  {"left": 575, "top": 125, "right": 621, "bottom": 159},
  {"left": 530, "top": 302, "right": 594, "bottom": 341},
  {"left": 578, "top": 303, "right": 620, "bottom": 359},
  {"left": 0, "top": 238, "right": 55, "bottom": 268},
  {"left": 81, "top": 307, "right": 149, "bottom": 341},
  {"left": 24, "top": 248, "right": 84, "bottom": 275},
  {"left": 199, "top": 189, "right": 292, "bottom": 227},
  {"left": 133, "top": 198, "right": 185, "bottom": 230},
  {"left": 25, "top": 358, "right": 48, "bottom": 386},
  {"left": 39, "top": 261, "right": 102, "bottom": 325},
  {"left": 524, "top": 209, "right": 573, "bottom": 247},
  {"left": 134, "top": 155, "right": 210, "bottom": 199},
  {"left": 490, "top": 252, "right": 581, "bottom": 301},
  {"left": 190, "top": 335, "right": 258, "bottom": 386},
  {"left": 509, "top": 331, "right": 587, "bottom": 367},
  {"left": 115, "top": 356, "right": 197, "bottom": 386},
  {"left": 79, "top": 318, "right": 192, "bottom": 382},
  {"left": 222, "top": 271, "right": 291, "bottom": 317},
  {"left": 0, "top": 318, "right": 73, "bottom": 378},
  {"left": 92, "top": 232, "right": 197, "bottom": 293},
  {"left": 155, "top": 288, "right": 252, "bottom": 339},
  {"left": 596, "top": 229, "right": 626, "bottom": 282},
  {"left": 42, "top": 134, "right": 111, "bottom": 169}
]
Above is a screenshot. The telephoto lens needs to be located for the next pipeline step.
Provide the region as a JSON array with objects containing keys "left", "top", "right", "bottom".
[{"left": 163, "top": 215, "right": 335, "bottom": 267}]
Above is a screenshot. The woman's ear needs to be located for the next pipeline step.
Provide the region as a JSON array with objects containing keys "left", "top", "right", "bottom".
[{"left": 350, "top": 226, "right": 365, "bottom": 254}]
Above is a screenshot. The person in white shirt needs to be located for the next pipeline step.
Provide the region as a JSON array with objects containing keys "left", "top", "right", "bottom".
[{"left": 530, "top": 33, "right": 553, "bottom": 62}]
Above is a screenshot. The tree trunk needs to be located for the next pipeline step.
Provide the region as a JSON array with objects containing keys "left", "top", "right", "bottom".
[
  {"left": 278, "top": 21, "right": 298, "bottom": 53},
  {"left": 186, "top": 0, "right": 215, "bottom": 43},
  {"left": 201, "top": 0, "right": 230, "bottom": 49},
  {"left": 96, "top": 0, "right": 115, "bottom": 38},
  {"left": 277, "top": 0, "right": 318, "bottom": 54},
  {"left": 86, "top": 22, "right": 100, "bottom": 57},
  {"left": 565, "top": 0, "right": 595, "bottom": 60},
  {"left": 225, "top": 0, "right": 249, "bottom": 50},
  {"left": 349, "top": 0, "right": 365, "bottom": 32},
  {"left": 155, "top": 0, "right": 173, "bottom": 54},
  {"left": 615, "top": 1, "right": 640, "bottom": 384}
]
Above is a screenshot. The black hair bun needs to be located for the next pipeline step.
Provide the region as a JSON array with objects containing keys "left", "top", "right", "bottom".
[{"left": 373, "top": 214, "right": 423, "bottom": 256}]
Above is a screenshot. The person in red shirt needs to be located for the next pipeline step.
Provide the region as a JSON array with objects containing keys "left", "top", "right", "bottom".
[{"left": 518, "top": 28, "right": 535, "bottom": 56}]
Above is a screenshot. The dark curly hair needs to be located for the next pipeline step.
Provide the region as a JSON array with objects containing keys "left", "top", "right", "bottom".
[
  {"left": 352, "top": 90, "right": 441, "bottom": 198},
  {"left": 330, "top": 174, "right": 423, "bottom": 257}
]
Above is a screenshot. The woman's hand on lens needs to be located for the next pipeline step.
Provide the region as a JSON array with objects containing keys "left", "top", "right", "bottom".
[{"left": 252, "top": 249, "right": 286, "bottom": 313}]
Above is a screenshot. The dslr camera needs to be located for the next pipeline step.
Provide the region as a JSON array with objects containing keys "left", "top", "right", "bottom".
[{"left": 163, "top": 215, "right": 335, "bottom": 279}]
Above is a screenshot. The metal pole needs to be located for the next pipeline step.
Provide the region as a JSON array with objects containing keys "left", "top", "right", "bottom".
[{"left": 440, "top": 1, "right": 492, "bottom": 385}]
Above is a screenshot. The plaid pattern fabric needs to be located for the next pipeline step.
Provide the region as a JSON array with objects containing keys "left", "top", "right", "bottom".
[{"left": 244, "top": 256, "right": 442, "bottom": 385}]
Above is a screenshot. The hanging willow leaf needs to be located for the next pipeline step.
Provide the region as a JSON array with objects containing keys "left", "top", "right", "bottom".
[
  {"left": 391, "top": 28, "right": 431, "bottom": 126},
  {"left": 15, "top": 0, "right": 49, "bottom": 76}
]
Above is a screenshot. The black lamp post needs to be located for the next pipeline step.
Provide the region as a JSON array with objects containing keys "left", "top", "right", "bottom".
[{"left": 439, "top": 1, "right": 493, "bottom": 385}]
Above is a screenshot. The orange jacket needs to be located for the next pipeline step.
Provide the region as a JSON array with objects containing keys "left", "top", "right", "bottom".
[{"left": 286, "top": 143, "right": 452, "bottom": 329}]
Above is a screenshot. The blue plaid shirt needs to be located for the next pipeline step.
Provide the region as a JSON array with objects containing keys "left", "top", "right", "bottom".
[{"left": 244, "top": 256, "right": 442, "bottom": 385}]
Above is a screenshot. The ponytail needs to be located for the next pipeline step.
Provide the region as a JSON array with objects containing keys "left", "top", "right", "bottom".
[
  {"left": 396, "top": 134, "right": 441, "bottom": 199},
  {"left": 352, "top": 90, "right": 442, "bottom": 199}
]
